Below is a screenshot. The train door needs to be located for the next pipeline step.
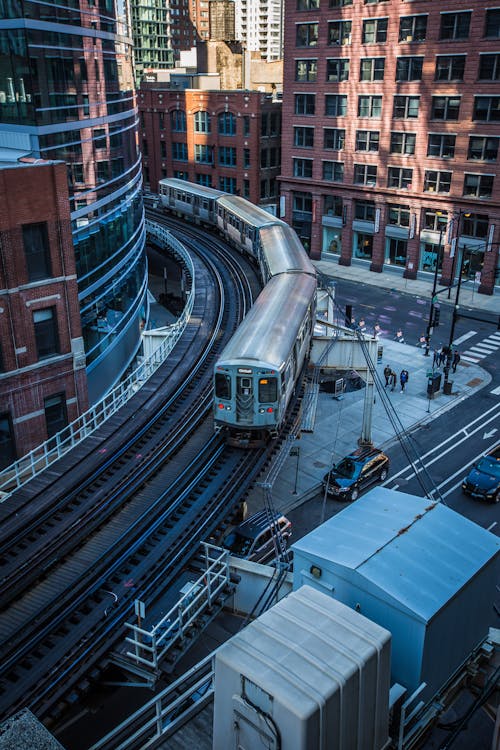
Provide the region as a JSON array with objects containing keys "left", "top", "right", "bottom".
[
  {"left": 193, "top": 195, "right": 200, "bottom": 217},
  {"left": 236, "top": 375, "right": 254, "bottom": 424}
]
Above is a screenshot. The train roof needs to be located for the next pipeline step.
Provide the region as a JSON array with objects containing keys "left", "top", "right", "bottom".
[
  {"left": 216, "top": 273, "right": 316, "bottom": 370},
  {"left": 159, "top": 178, "right": 224, "bottom": 200},
  {"left": 217, "top": 195, "right": 285, "bottom": 228},
  {"left": 259, "top": 223, "right": 316, "bottom": 277}
]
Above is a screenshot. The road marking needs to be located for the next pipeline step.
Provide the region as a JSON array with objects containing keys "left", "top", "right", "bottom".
[
  {"left": 469, "top": 344, "right": 498, "bottom": 354},
  {"left": 468, "top": 346, "right": 492, "bottom": 355},
  {"left": 488, "top": 522, "right": 497, "bottom": 531},
  {"left": 474, "top": 341, "right": 499, "bottom": 350},
  {"left": 483, "top": 428, "right": 498, "bottom": 439},
  {"left": 461, "top": 355, "right": 481, "bottom": 363},
  {"left": 453, "top": 331, "right": 477, "bottom": 345},
  {"left": 491, "top": 385, "right": 500, "bottom": 395},
  {"left": 431, "top": 442, "right": 499, "bottom": 499},
  {"left": 488, "top": 333, "right": 500, "bottom": 341}
]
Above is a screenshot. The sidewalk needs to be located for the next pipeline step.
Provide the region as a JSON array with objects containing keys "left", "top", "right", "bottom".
[
  {"left": 314, "top": 255, "right": 500, "bottom": 314},
  {"left": 246, "top": 336, "right": 491, "bottom": 516}
]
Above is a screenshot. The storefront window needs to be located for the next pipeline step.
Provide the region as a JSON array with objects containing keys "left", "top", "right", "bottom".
[
  {"left": 386, "top": 238, "right": 407, "bottom": 267},
  {"left": 420, "top": 242, "right": 444, "bottom": 272},
  {"left": 354, "top": 233, "right": 373, "bottom": 260},
  {"left": 323, "top": 228, "right": 341, "bottom": 254}
]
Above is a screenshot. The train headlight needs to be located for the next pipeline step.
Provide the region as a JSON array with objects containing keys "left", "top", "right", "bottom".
[
  {"left": 226, "top": 405, "right": 231, "bottom": 410},
  {"left": 259, "top": 408, "right": 264, "bottom": 413}
]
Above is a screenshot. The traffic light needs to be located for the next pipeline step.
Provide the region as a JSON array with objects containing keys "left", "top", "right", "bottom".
[{"left": 432, "top": 306, "right": 441, "bottom": 327}]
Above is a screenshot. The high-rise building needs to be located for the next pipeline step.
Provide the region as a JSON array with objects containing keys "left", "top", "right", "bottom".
[
  {"left": 235, "top": 0, "right": 283, "bottom": 61},
  {"left": 280, "top": 1, "right": 500, "bottom": 295},
  {"left": 209, "top": 0, "right": 236, "bottom": 42},
  {"left": 0, "top": 0, "right": 148, "bottom": 404}
]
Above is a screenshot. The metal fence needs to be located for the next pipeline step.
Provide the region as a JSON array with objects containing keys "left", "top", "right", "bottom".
[{"left": 0, "top": 221, "right": 193, "bottom": 501}]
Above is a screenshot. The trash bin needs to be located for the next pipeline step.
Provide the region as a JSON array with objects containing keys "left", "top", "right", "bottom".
[
  {"left": 427, "top": 372, "right": 441, "bottom": 398},
  {"left": 443, "top": 380, "right": 453, "bottom": 395}
]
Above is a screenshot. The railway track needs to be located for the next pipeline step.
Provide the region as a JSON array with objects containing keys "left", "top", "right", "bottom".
[{"left": 0, "top": 217, "right": 272, "bottom": 723}]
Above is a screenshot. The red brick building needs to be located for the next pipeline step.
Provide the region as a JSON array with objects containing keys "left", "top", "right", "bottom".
[
  {"left": 0, "top": 160, "right": 88, "bottom": 468},
  {"left": 139, "top": 86, "right": 281, "bottom": 210},
  {"left": 280, "top": 0, "right": 500, "bottom": 295}
]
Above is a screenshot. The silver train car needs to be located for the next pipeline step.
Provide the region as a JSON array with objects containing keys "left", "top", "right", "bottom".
[
  {"left": 154, "top": 178, "right": 317, "bottom": 445},
  {"left": 214, "top": 274, "right": 316, "bottom": 444}
]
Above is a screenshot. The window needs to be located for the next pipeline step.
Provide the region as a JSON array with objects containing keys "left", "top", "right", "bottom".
[
  {"left": 364, "top": 0, "right": 388, "bottom": 4},
  {"left": 326, "top": 58, "right": 350, "bottom": 82},
  {"left": 485, "top": 9, "right": 500, "bottom": 38},
  {"left": 215, "top": 373, "right": 231, "bottom": 399},
  {"left": 387, "top": 167, "right": 412, "bottom": 189},
  {"left": 360, "top": 57, "right": 385, "bottom": 81},
  {"left": 424, "top": 170, "right": 452, "bottom": 193},
  {"left": 479, "top": 54, "right": 500, "bottom": 81},
  {"left": 174, "top": 171, "right": 188, "bottom": 180},
  {"left": 194, "top": 110, "right": 211, "bottom": 133},
  {"left": 297, "top": 0, "right": 319, "bottom": 8},
  {"left": 435, "top": 55, "right": 465, "bottom": 82},
  {"left": 462, "top": 213, "right": 489, "bottom": 239},
  {"left": 440, "top": 12, "right": 471, "bottom": 40},
  {"left": 393, "top": 96, "right": 420, "bottom": 119},
  {"left": 390, "top": 131, "right": 416, "bottom": 155},
  {"left": 218, "top": 111, "right": 236, "bottom": 135},
  {"left": 395, "top": 56, "right": 423, "bottom": 81},
  {"left": 356, "top": 130, "right": 379, "bottom": 151},
  {"left": 219, "top": 176, "right": 237, "bottom": 193},
  {"left": 295, "top": 93, "right": 315, "bottom": 115},
  {"left": 294, "top": 192, "right": 313, "bottom": 213},
  {"left": 23, "top": 223, "right": 51, "bottom": 282},
  {"left": 468, "top": 136, "right": 499, "bottom": 162},
  {"left": 160, "top": 141, "right": 167, "bottom": 158},
  {"left": 93, "top": 128, "right": 106, "bottom": 149},
  {"left": 399, "top": 14, "right": 427, "bottom": 43},
  {"left": 387, "top": 204, "right": 410, "bottom": 227},
  {"left": 330, "top": 0, "right": 352, "bottom": 6},
  {"left": 431, "top": 96, "right": 460, "bottom": 120},
  {"left": 427, "top": 134, "right": 455, "bottom": 159},
  {"left": 354, "top": 163, "right": 377, "bottom": 186},
  {"left": 423, "top": 209, "right": 449, "bottom": 231},
  {"left": 354, "top": 199, "right": 375, "bottom": 221},
  {"left": 33, "top": 307, "right": 59, "bottom": 360},
  {"left": 243, "top": 148, "right": 251, "bottom": 168},
  {"left": 354, "top": 233, "right": 373, "bottom": 260},
  {"left": 358, "top": 95, "right": 382, "bottom": 117},
  {"left": 196, "top": 173, "right": 212, "bottom": 187},
  {"left": 258, "top": 377, "right": 278, "bottom": 403},
  {"left": 294, "top": 126, "right": 314, "bottom": 148},
  {"left": 0, "top": 413, "right": 16, "bottom": 470},
  {"left": 322, "top": 161, "right": 344, "bottom": 181},
  {"left": 323, "top": 194, "right": 343, "bottom": 216},
  {"left": 44, "top": 393, "right": 68, "bottom": 440},
  {"left": 386, "top": 238, "right": 407, "bottom": 267},
  {"left": 325, "top": 94, "right": 347, "bottom": 116},
  {"left": 243, "top": 116, "right": 250, "bottom": 136},
  {"left": 219, "top": 146, "right": 237, "bottom": 166},
  {"left": 195, "top": 144, "right": 213, "bottom": 163},
  {"left": 463, "top": 174, "right": 494, "bottom": 199},
  {"left": 296, "top": 23, "right": 318, "bottom": 47},
  {"left": 158, "top": 112, "right": 164, "bottom": 130},
  {"left": 243, "top": 180, "right": 250, "bottom": 198},
  {"left": 295, "top": 59, "right": 317, "bottom": 82},
  {"left": 324, "top": 128, "right": 345, "bottom": 150},
  {"left": 362, "top": 18, "right": 388, "bottom": 44},
  {"left": 328, "top": 20, "right": 352, "bottom": 45},
  {"left": 293, "top": 158, "right": 313, "bottom": 178},
  {"left": 171, "top": 109, "right": 186, "bottom": 131},
  {"left": 172, "top": 142, "right": 188, "bottom": 160},
  {"left": 473, "top": 96, "right": 500, "bottom": 122}
]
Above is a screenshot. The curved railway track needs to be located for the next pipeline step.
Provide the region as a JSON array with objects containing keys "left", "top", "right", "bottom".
[{"left": 0, "top": 217, "right": 281, "bottom": 723}]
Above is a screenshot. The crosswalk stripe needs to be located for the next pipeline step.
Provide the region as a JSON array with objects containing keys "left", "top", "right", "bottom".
[
  {"left": 453, "top": 331, "right": 477, "bottom": 345},
  {"left": 489, "top": 333, "right": 500, "bottom": 340},
  {"left": 484, "top": 338, "right": 500, "bottom": 347},
  {"left": 461, "top": 354, "right": 482, "bottom": 363},
  {"left": 468, "top": 346, "right": 493, "bottom": 355},
  {"left": 491, "top": 385, "right": 500, "bottom": 395}
]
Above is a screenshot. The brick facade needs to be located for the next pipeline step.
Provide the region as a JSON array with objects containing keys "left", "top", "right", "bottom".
[
  {"left": 0, "top": 162, "right": 88, "bottom": 466},
  {"left": 281, "top": 0, "right": 500, "bottom": 295},
  {"left": 139, "top": 86, "right": 282, "bottom": 210}
]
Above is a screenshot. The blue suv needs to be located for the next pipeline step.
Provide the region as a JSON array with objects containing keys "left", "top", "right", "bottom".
[{"left": 462, "top": 445, "right": 500, "bottom": 503}]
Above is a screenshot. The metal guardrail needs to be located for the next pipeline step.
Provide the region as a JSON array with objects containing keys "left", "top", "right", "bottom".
[{"left": 0, "top": 222, "right": 194, "bottom": 501}]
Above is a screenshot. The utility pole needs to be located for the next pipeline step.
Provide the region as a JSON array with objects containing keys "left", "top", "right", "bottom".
[
  {"left": 443, "top": 245, "right": 467, "bottom": 393},
  {"left": 424, "top": 219, "right": 445, "bottom": 357}
]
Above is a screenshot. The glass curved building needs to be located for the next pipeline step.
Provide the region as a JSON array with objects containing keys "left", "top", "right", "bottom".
[{"left": 0, "top": 0, "right": 148, "bottom": 403}]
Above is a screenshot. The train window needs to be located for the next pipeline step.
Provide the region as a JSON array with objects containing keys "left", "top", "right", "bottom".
[
  {"left": 215, "top": 373, "right": 231, "bottom": 399},
  {"left": 259, "top": 378, "right": 277, "bottom": 403}
]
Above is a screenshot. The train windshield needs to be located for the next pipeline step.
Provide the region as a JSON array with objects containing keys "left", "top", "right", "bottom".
[
  {"left": 258, "top": 377, "right": 277, "bottom": 403},
  {"left": 215, "top": 373, "right": 231, "bottom": 399}
]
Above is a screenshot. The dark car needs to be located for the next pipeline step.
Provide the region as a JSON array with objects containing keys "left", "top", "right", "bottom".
[
  {"left": 462, "top": 445, "right": 500, "bottom": 503},
  {"left": 322, "top": 447, "right": 389, "bottom": 502},
  {"left": 221, "top": 511, "right": 292, "bottom": 563}
]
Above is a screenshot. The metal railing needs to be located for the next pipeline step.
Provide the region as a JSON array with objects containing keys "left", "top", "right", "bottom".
[
  {"left": 123, "top": 544, "right": 231, "bottom": 675},
  {"left": 0, "top": 222, "right": 194, "bottom": 501}
]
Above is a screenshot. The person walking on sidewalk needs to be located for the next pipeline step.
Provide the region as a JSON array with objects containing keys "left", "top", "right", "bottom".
[
  {"left": 394, "top": 328, "right": 405, "bottom": 344},
  {"left": 390, "top": 370, "right": 397, "bottom": 391},
  {"left": 400, "top": 369, "right": 409, "bottom": 393},
  {"left": 383, "top": 364, "right": 392, "bottom": 387},
  {"left": 452, "top": 350, "right": 461, "bottom": 373},
  {"left": 433, "top": 348, "right": 440, "bottom": 368}
]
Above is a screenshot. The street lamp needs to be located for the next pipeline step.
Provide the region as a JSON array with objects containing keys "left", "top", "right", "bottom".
[
  {"left": 448, "top": 210, "right": 471, "bottom": 298},
  {"left": 424, "top": 214, "right": 446, "bottom": 357},
  {"left": 443, "top": 243, "right": 468, "bottom": 391}
]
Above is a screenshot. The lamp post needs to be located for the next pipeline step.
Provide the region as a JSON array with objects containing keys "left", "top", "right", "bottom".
[
  {"left": 443, "top": 243, "right": 468, "bottom": 391},
  {"left": 424, "top": 219, "right": 445, "bottom": 357},
  {"left": 448, "top": 209, "right": 471, "bottom": 298}
]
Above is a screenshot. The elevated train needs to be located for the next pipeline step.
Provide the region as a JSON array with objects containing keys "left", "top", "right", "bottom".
[{"left": 158, "top": 178, "right": 317, "bottom": 445}]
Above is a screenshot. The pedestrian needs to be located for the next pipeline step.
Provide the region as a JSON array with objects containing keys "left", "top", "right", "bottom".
[
  {"left": 394, "top": 328, "right": 405, "bottom": 344},
  {"left": 390, "top": 370, "right": 397, "bottom": 391},
  {"left": 418, "top": 334, "right": 426, "bottom": 348},
  {"left": 358, "top": 318, "right": 366, "bottom": 333},
  {"left": 433, "top": 348, "right": 440, "bottom": 368},
  {"left": 438, "top": 347, "right": 446, "bottom": 367},
  {"left": 452, "top": 350, "right": 461, "bottom": 373},
  {"left": 400, "top": 369, "right": 409, "bottom": 393},
  {"left": 383, "top": 364, "right": 391, "bottom": 387},
  {"left": 374, "top": 323, "right": 381, "bottom": 339},
  {"left": 440, "top": 345, "right": 451, "bottom": 367}
]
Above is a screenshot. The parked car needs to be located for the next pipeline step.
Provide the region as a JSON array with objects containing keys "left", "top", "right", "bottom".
[
  {"left": 461, "top": 445, "right": 500, "bottom": 503},
  {"left": 221, "top": 511, "right": 292, "bottom": 563},
  {"left": 322, "top": 447, "right": 390, "bottom": 502}
]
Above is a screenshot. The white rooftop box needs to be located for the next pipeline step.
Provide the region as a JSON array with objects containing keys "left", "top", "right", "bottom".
[{"left": 213, "top": 585, "right": 391, "bottom": 750}]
